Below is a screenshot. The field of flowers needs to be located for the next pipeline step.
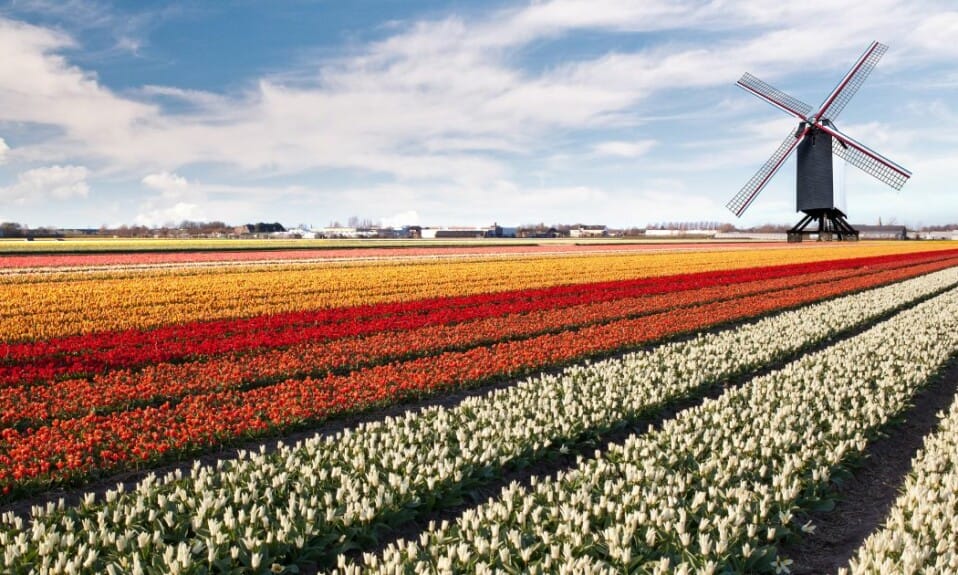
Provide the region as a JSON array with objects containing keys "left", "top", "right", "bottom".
[{"left": 2, "top": 241, "right": 958, "bottom": 573}]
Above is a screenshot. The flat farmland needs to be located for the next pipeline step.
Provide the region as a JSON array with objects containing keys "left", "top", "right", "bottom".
[{"left": 2, "top": 241, "right": 958, "bottom": 574}]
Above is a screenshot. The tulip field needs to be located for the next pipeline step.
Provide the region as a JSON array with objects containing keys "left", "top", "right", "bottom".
[{"left": 2, "top": 241, "right": 958, "bottom": 573}]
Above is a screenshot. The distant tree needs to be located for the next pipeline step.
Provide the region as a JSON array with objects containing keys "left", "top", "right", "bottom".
[
  {"left": 346, "top": 216, "right": 380, "bottom": 229},
  {"left": 0, "top": 222, "right": 25, "bottom": 238}
]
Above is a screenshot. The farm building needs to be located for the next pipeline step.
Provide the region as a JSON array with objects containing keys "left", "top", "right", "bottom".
[
  {"left": 488, "top": 224, "right": 517, "bottom": 238},
  {"left": 569, "top": 225, "right": 607, "bottom": 238},
  {"left": 918, "top": 230, "right": 958, "bottom": 240},
  {"left": 855, "top": 225, "right": 908, "bottom": 240},
  {"left": 517, "top": 227, "right": 560, "bottom": 238},
  {"left": 419, "top": 227, "right": 486, "bottom": 239},
  {"left": 320, "top": 226, "right": 360, "bottom": 238},
  {"left": 418, "top": 224, "right": 516, "bottom": 239},
  {"left": 435, "top": 229, "right": 487, "bottom": 239}
]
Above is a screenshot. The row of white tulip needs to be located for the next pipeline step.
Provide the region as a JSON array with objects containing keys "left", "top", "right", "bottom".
[
  {"left": 3, "top": 268, "right": 957, "bottom": 574},
  {"left": 842, "top": 394, "right": 958, "bottom": 574},
  {"left": 349, "top": 279, "right": 958, "bottom": 574}
]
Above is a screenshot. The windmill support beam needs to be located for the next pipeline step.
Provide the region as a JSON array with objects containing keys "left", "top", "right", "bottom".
[{"left": 787, "top": 208, "right": 859, "bottom": 242}]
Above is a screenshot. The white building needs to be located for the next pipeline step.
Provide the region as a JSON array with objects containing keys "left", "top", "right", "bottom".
[
  {"left": 917, "top": 231, "right": 958, "bottom": 240},
  {"left": 419, "top": 227, "right": 490, "bottom": 239},
  {"left": 569, "top": 225, "right": 607, "bottom": 238},
  {"left": 321, "top": 226, "right": 359, "bottom": 238}
]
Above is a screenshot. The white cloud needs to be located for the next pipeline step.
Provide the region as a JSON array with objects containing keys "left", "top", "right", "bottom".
[
  {"left": 380, "top": 210, "right": 420, "bottom": 228},
  {"left": 114, "top": 35, "right": 142, "bottom": 55},
  {"left": 500, "top": 0, "right": 690, "bottom": 40},
  {"left": 141, "top": 171, "right": 189, "bottom": 198},
  {"left": 0, "top": 138, "right": 8, "bottom": 163},
  {"left": 135, "top": 171, "right": 204, "bottom": 226},
  {"left": 0, "top": 164, "right": 90, "bottom": 203},
  {"left": 133, "top": 201, "right": 203, "bottom": 227},
  {"left": 909, "top": 12, "right": 958, "bottom": 58},
  {"left": 593, "top": 140, "right": 657, "bottom": 158},
  {"left": 137, "top": 85, "right": 233, "bottom": 115},
  {"left": 8, "top": 0, "right": 157, "bottom": 55},
  {"left": 0, "top": 19, "right": 153, "bottom": 125}
]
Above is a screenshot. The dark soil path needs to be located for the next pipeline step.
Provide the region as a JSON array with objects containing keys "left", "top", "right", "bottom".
[{"left": 784, "top": 357, "right": 958, "bottom": 574}]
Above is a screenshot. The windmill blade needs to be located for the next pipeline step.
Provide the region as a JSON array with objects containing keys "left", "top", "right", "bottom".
[
  {"left": 727, "top": 128, "right": 805, "bottom": 217},
  {"left": 814, "top": 41, "right": 887, "bottom": 121},
  {"left": 737, "top": 73, "right": 812, "bottom": 120},
  {"left": 819, "top": 123, "right": 911, "bottom": 190}
]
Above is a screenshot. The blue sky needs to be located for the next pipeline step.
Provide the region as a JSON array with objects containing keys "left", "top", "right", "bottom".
[{"left": 0, "top": 0, "right": 956, "bottom": 229}]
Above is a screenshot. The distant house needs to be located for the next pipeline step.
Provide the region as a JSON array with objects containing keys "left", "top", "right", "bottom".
[
  {"left": 855, "top": 225, "right": 908, "bottom": 240},
  {"left": 569, "top": 225, "right": 607, "bottom": 238},
  {"left": 321, "top": 226, "right": 359, "bottom": 238},
  {"left": 918, "top": 230, "right": 958, "bottom": 240},
  {"left": 239, "top": 222, "right": 286, "bottom": 236},
  {"left": 272, "top": 227, "right": 320, "bottom": 239},
  {"left": 376, "top": 227, "right": 407, "bottom": 239},
  {"left": 518, "top": 226, "right": 560, "bottom": 238},
  {"left": 419, "top": 226, "right": 489, "bottom": 239},
  {"left": 487, "top": 224, "right": 517, "bottom": 238},
  {"left": 433, "top": 228, "right": 487, "bottom": 239}
]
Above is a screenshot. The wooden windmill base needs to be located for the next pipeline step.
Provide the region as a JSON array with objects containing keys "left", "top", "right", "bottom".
[{"left": 787, "top": 208, "right": 859, "bottom": 243}]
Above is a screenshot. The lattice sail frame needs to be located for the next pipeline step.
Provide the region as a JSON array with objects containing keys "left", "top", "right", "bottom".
[
  {"left": 726, "top": 129, "right": 803, "bottom": 217},
  {"left": 727, "top": 41, "right": 911, "bottom": 217},
  {"left": 814, "top": 42, "right": 888, "bottom": 121},
  {"left": 737, "top": 73, "right": 812, "bottom": 119},
  {"left": 824, "top": 126, "right": 911, "bottom": 190}
]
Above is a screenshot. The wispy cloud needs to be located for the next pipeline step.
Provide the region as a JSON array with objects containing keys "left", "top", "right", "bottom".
[
  {"left": 0, "top": 164, "right": 89, "bottom": 204},
  {"left": 133, "top": 201, "right": 203, "bottom": 228},
  {"left": 5, "top": 0, "right": 170, "bottom": 55},
  {"left": 142, "top": 171, "right": 188, "bottom": 196},
  {"left": 593, "top": 140, "right": 657, "bottom": 158}
]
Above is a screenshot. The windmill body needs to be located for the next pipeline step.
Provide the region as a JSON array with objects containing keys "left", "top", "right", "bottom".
[
  {"left": 796, "top": 127, "right": 834, "bottom": 212},
  {"left": 727, "top": 42, "right": 911, "bottom": 242}
]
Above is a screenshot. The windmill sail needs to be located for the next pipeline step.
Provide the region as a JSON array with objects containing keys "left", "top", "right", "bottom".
[
  {"left": 814, "top": 42, "right": 887, "bottom": 121},
  {"left": 737, "top": 73, "right": 813, "bottom": 120},
  {"left": 820, "top": 124, "right": 911, "bottom": 190},
  {"left": 726, "top": 129, "right": 804, "bottom": 217}
]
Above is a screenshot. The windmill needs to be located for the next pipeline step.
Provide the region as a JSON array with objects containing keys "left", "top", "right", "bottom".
[{"left": 726, "top": 41, "right": 911, "bottom": 241}]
